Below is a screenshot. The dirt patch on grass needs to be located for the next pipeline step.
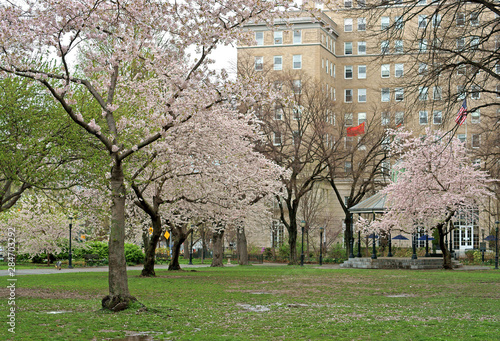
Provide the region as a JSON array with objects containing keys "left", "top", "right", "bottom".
[{"left": 0, "top": 287, "right": 99, "bottom": 299}]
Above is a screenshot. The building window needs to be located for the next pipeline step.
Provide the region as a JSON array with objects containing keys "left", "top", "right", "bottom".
[
  {"left": 456, "top": 13, "right": 465, "bottom": 26},
  {"left": 381, "top": 88, "right": 390, "bottom": 102},
  {"left": 457, "top": 85, "right": 466, "bottom": 99},
  {"left": 418, "top": 15, "right": 427, "bottom": 29},
  {"left": 273, "top": 132, "right": 281, "bottom": 146},
  {"left": 345, "top": 18, "right": 353, "bottom": 32},
  {"left": 345, "top": 65, "right": 353, "bottom": 79},
  {"left": 433, "top": 86, "right": 442, "bottom": 100},
  {"left": 293, "top": 30, "right": 302, "bottom": 44},
  {"left": 358, "top": 112, "right": 367, "bottom": 125},
  {"left": 381, "top": 16, "right": 390, "bottom": 30},
  {"left": 471, "top": 36, "right": 480, "bottom": 50},
  {"left": 273, "top": 56, "right": 282, "bottom": 71},
  {"left": 293, "top": 55, "right": 302, "bottom": 69},
  {"left": 395, "top": 112, "right": 404, "bottom": 126},
  {"left": 395, "top": 63, "right": 404, "bottom": 77},
  {"left": 419, "top": 39, "right": 428, "bottom": 53},
  {"left": 471, "top": 134, "right": 480, "bottom": 148},
  {"left": 381, "top": 40, "right": 389, "bottom": 54},
  {"left": 345, "top": 42, "right": 353, "bottom": 55},
  {"left": 255, "top": 32, "right": 264, "bottom": 46},
  {"left": 255, "top": 57, "right": 263, "bottom": 71},
  {"left": 458, "top": 134, "right": 466, "bottom": 143},
  {"left": 358, "top": 17, "right": 366, "bottom": 31},
  {"left": 274, "top": 31, "right": 283, "bottom": 45},
  {"left": 293, "top": 106, "right": 302, "bottom": 120},
  {"left": 470, "top": 12, "right": 479, "bottom": 26},
  {"left": 471, "top": 110, "right": 480, "bottom": 123},
  {"left": 345, "top": 113, "right": 353, "bottom": 126},
  {"left": 326, "top": 111, "right": 335, "bottom": 125},
  {"left": 358, "top": 65, "right": 366, "bottom": 79},
  {"left": 381, "top": 112, "right": 390, "bottom": 125},
  {"left": 418, "top": 86, "right": 428, "bottom": 101},
  {"left": 358, "top": 88, "right": 367, "bottom": 102},
  {"left": 457, "top": 37, "right": 465, "bottom": 50},
  {"left": 293, "top": 80, "right": 302, "bottom": 94},
  {"left": 433, "top": 111, "right": 442, "bottom": 124},
  {"left": 419, "top": 111, "right": 428, "bottom": 125},
  {"left": 345, "top": 89, "right": 353, "bottom": 103},
  {"left": 395, "top": 88, "right": 404, "bottom": 101},
  {"left": 344, "top": 0, "right": 352, "bottom": 8},
  {"left": 274, "top": 105, "right": 283, "bottom": 120},
  {"left": 395, "top": 16, "right": 404, "bottom": 30},
  {"left": 395, "top": 40, "right": 403, "bottom": 54},
  {"left": 418, "top": 0, "right": 426, "bottom": 5},
  {"left": 381, "top": 64, "right": 390, "bottom": 78},
  {"left": 432, "top": 14, "right": 441, "bottom": 27},
  {"left": 345, "top": 161, "right": 352, "bottom": 174},
  {"left": 471, "top": 85, "right": 480, "bottom": 99},
  {"left": 418, "top": 62, "right": 427, "bottom": 75},
  {"left": 358, "top": 41, "right": 366, "bottom": 55}
]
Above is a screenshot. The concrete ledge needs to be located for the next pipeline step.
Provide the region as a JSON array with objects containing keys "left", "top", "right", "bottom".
[{"left": 340, "top": 257, "right": 462, "bottom": 269}]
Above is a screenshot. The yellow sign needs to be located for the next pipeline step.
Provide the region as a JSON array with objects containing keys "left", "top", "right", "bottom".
[
  {"left": 164, "top": 231, "right": 170, "bottom": 239},
  {"left": 81, "top": 235, "right": 86, "bottom": 240},
  {"left": 148, "top": 227, "right": 153, "bottom": 235}
]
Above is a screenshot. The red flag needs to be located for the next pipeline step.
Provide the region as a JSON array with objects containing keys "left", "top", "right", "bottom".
[
  {"left": 347, "top": 122, "right": 365, "bottom": 136},
  {"left": 455, "top": 98, "right": 467, "bottom": 125}
]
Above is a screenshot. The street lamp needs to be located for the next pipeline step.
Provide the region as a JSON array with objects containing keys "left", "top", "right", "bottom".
[
  {"left": 411, "top": 232, "right": 418, "bottom": 260},
  {"left": 425, "top": 234, "right": 430, "bottom": 257},
  {"left": 371, "top": 233, "right": 377, "bottom": 259},
  {"left": 319, "top": 227, "right": 324, "bottom": 266},
  {"left": 68, "top": 216, "right": 73, "bottom": 269},
  {"left": 495, "top": 221, "right": 499, "bottom": 270},
  {"left": 356, "top": 230, "right": 362, "bottom": 258},
  {"left": 387, "top": 231, "right": 393, "bottom": 257},
  {"left": 300, "top": 220, "right": 305, "bottom": 266}
]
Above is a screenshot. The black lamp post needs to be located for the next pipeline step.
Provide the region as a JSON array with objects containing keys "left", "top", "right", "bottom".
[
  {"left": 68, "top": 216, "right": 73, "bottom": 269},
  {"left": 357, "top": 230, "right": 362, "bottom": 258},
  {"left": 371, "top": 234, "right": 377, "bottom": 259},
  {"left": 189, "top": 226, "right": 193, "bottom": 265},
  {"left": 319, "top": 227, "right": 324, "bottom": 266},
  {"left": 411, "top": 233, "right": 418, "bottom": 260},
  {"left": 425, "top": 234, "right": 430, "bottom": 257},
  {"left": 387, "top": 232, "right": 393, "bottom": 257},
  {"left": 300, "top": 220, "right": 305, "bottom": 266},
  {"left": 495, "top": 221, "right": 499, "bottom": 270}
]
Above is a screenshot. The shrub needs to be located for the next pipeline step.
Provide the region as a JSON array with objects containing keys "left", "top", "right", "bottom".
[
  {"left": 124, "top": 243, "right": 144, "bottom": 264},
  {"left": 85, "top": 241, "right": 109, "bottom": 259}
]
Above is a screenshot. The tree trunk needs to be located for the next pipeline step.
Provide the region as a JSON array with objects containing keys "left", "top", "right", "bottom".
[
  {"left": 183, "top": 239, "right": 189, "bottom": 259},
  {"left": 437, "top": 223, "right": 453, "bottom": 269},
  {"left": 102, "top": 162, "right": 137, "bottom": 311},
  {"left": 344, "top": 213, "right": 353, "bottom": 258},
  {"left": 306, "top": 227, "right": 310, "bottom": 262},
  {"left": 141, "top": 215, "right": 162, "bottom": 277},
  {"left": 237, "top": 226, "right": 249, "bottom": 265},
  {"left": 211, "top": 230, "right": 224, "bottom": 267},
  {"left": 287, "top": 220, "right": 298, "bottom": 265},
  {"left": 201, "top": 228, "right": 205, "bottom": 264},
  {"left": 168, "top": 224, "right": 190, "bottom": 271}
]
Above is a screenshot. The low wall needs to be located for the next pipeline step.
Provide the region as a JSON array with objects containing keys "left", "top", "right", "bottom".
[{"left": 341, "top": 257, "right": 462, "bottom": 269}]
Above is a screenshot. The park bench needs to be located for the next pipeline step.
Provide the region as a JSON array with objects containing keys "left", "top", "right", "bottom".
[{"left": 83, "top": 254, "right": 101, "bottom": 266}]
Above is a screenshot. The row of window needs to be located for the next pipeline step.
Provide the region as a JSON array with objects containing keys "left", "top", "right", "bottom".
[
  {"left": 255, "top": 55, "right": 302, "bottom": 71},
  {"left": 255, "top": 30, "right": 302, "bottom": 46}
]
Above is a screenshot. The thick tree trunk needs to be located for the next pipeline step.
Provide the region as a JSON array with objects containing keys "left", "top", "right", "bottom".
[
  {"left": 141, "top": 215, "right": 162, "bottom": 277},
  {"left": 211, "top": 230, "right": 224, "bottom": 267},
  {"left": 183, "top": 239, "right": 189, "bottom": 259},
  {"left": 287, "top": 220, "right": 298, "bottom": 265},
  {"left": 168, "top": 224, "right": 190, "bottom": 271},
  {"left": 102, "top": 162, "right": 137, "bottom": 311},
  {"left": 237, "top": 226, "right": 249, "bottom": 265},
  {"left": 437, "top": 223, "right": 453, "bottom": 269},
  {"left": 344, "top": 213, "right": 353, "bottom": 258}
]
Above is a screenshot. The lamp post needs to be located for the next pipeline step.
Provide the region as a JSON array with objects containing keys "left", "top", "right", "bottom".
[
  {"left": 425, "top": 234, "right": 430, "bottom": 257},
  {"left": 300, "top": 220, "right": 305, "bottom": 266},
  {"left": 68, "top": 216, "right": 73, "bottom": 269},
  {"left": 189, "top": 226, "right": 193, "bottom": 265},
  {"left": 371, "top": 234, "right": 377, "bottom": 259},
  {"left": 495, "top": 221, "right": 499, "bottom": 270},
  {"left": 319, "top": 227, "right": 324, "bottom": 266},
  {"left": 357, "top": 230, "right": 362, "bottom": 258},
  {"left": 411, "top": 233, "right": 418, "bottom": 260},
  {"left": 387, "top": 232, "right": 393, "bottom": 257}
]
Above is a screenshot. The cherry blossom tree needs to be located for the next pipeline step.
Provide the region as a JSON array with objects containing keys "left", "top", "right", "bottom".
[
  {"left": 370, "top": 129, "right": 493, "bottom": 269},
  {"left": 0, "top": 0, "right": 298, "bottom": 310}
]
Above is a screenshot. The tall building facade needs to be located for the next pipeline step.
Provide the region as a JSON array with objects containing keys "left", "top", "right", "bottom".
[{"left": 237, "top": 1, "right": 499, "bottom": 254}]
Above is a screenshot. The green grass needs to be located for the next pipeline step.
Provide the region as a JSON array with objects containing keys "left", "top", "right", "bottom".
[{"left": 1, "top": 266, "right": 499, "bottom": 340}]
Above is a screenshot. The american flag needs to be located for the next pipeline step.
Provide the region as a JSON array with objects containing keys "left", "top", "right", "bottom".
[{"left": 455, "top": 98, "right": 467, "bottom": 125}]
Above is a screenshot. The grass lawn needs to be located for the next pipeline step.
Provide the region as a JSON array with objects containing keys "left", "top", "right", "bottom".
[{"left": 1, "top": 266, "right": 499, "bottom": 340}]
